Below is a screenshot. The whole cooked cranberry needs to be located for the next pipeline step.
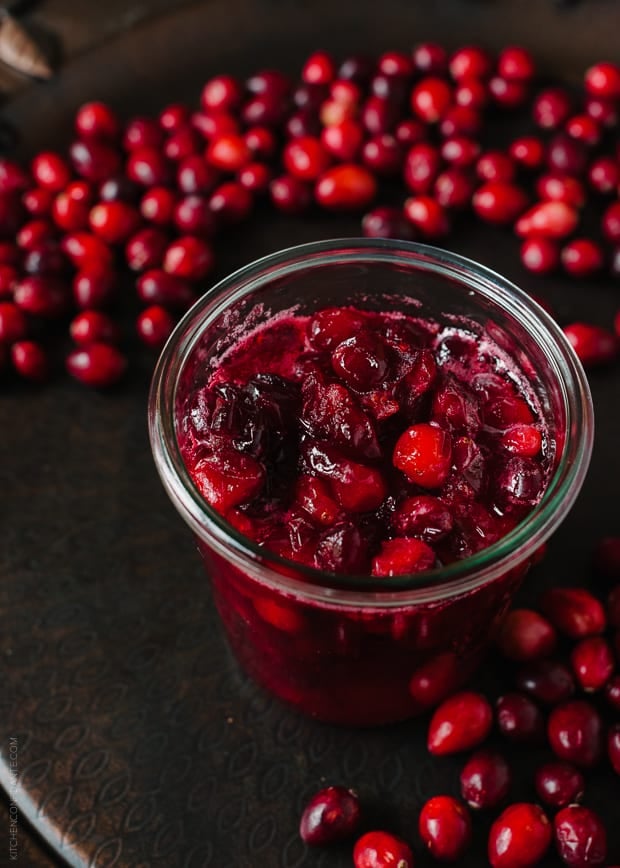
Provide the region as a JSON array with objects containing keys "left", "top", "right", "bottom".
[
  {"left": 584, "top": 61, "right": 620, "bottom": 99},
  {"left": 392, "top": 495, "right": 453, "bottom": 541},
  {"left": 299, "top": 785, "right": 361, "bottom": 846},
  {"left": 163, "top": 126, "right": 201, "bottom": 162},
  {"left": 403, "top": 196, "right": 450, "bottom": 238},
  {"left": 419, "top": 795, "right": 472, "bottom": 861},
  {"left": 547, "top": 134, "right": 587, "bottom": 176},
  {"left": 10, "top": 340, "right": 49, "bottom": 382},
  {"left": 403, "top": 143, "right": 442, "bottom": 194},
  {"left": 588, "top": 157, "right": 619, "bottom": 195},
  {"left": 163, "top": 237, "right": 214, "bottom": 281},
  {"left": 561, "top": 239, "right": 603, "bottom": 277},
  {"left": 66, "top": 342, "right": 126, "bottom": 387},
  {"left": 535, "top": 761, "right": 584, "bottom": 808},
  {"left": 497, "top": 609, "right": 556, "bottom": 662},
  {"left": 548, "top": 700, "right": 603, "bottom": 768},
  {"left": 488, "top": 803, "right": 552, "bottom": 868},
  {"left": 308, "top": 307, "right": 364, "bottom": 351},
  {"left": 570, "top": 636, "right": 615, "bottom": 692},
  {"left": 439, "top": 105, "right": 482, "bottom": 137},
  {"left": 410, "top": 77, "right": 452, "bottom": 123},
  {"left": 125, "top": 227, "right": 167, "bottom": 272},
  {"left": 533, "top": 88, "right": 572, "bottom": 129},
  {"left": 427, "top": 691, "right": 493, "bottom": 755},
  {"left": 494, "top": 456, "right": 543, "bottom": 507},
  {"left": 540, "top": 587, "right": 606, "bottom": 639},
  {"left": 331, "top": 332, "right": 389, "bottom": 390},
  {"left": 393, "top": 423, "right": 452, "bottom": 489},
  {"left": 361, "top": 206, "right": 415, "bottom": 240},
  {"left": 126, "top": 148, "right": 170, "bottom": 187},
  {"left": 315, "top": 164, "right": 376, "bottom": 211},
  {"left": 460, "top": 749, "right": 511, "bottom": 811},
  {"left": 331, "top": 462, "right": 386, "bottom": 513},
  {"left": 70, "top": 310, "right": 120, "bottom": 345},
  {"left": 353, "top": 831, "right": 413, "bottom": 868},
  {"left": 609, "top": 725, "right": 620, "bottom": 774},
  {"left": 496, "top": 692, "right": 544, "bottom": 743},
  {"left": 602, "top": 201, "right": 620, "bottom": 242},
  {"left": 269, "top": 175, "right": 312, "bottom": 214},
  {"left": 72, "top": 264, "right": 116, "bottom": 309},
  {"left": 136, "top": 269, "right": 194, "bottom": 309},
  {"left": 554, "top": 805, "right": 607, "bottom": 867},
  {"left": 315, "top": 520, "right": 368, "bottom": 573},
  {"left": 408, "top": 652, "right": 458, "bottom": 708},
  {"left": 489, "top": 77, "right": 528, "bottom": 108},
  {"left": 295, "top": 475, "right": 339, "bottom": 526},
  {"left": 200, "top": 74, "right": 242, "bottom": 113},
  {"left": 237, "top": 163, "right": 271, "bottom": 195},
  {"left": 123, "top": 117, "right": 163, "bottom": 151},
  {"left": 136, "top": 305, "right": 175, "bottom": 349},
  {"left": 563, "top": 323, "right": 618, "bottom": 367},
  {"left": 0, "top": 301, "right": 28, "bottom": 343},
  {"left": 14, "top": 275, "right": 69, "bottom": 318},
  {"left": 75, "top": 101, "right": 120, "bottom": 141},
  {"left": 498, "top": 46, "right": 535, "bottom": 81},
  {"left": 243, "top": 126, "right": 277, "bottom": 160},
  {"left": 209, "top": 181, "right": 252, "bottom": 224},
  {"left": 516, "top": 658, "right": 576, "bottom": 706},
  {"left": 371, "top": 537, "right": 435, "bottom": 576},
  {"left": 70, "top": 140, "right": 121, "bottom": 183},
  {"left": 61, "top": 232, "right": 113, "bottom": 270},
  {"left": 476, "top": 152, "right": 515, "bottom": 183},
  {"left": 520, "top": 238, "right": 560, "bottom": 274},
  {"left": 174, "top": 195, "right": 217, "bottom": 235},
  {"left": 140, "top": 187, "right": 176, "bottom": 225},
  {"left": 516, "top": 201, "right": 578, "bottom": 238},
  {"left": 321, "top": 119, "right": 364, "bottom": 161},
  {"left": 22, "top": 186, "right": 54, "bottom": 217},
  {"left": 31, "top": 152, "right": 71, "bottom": 191},
  {"left": 472, "top": 181, "right": 528, "bottom": 224}
]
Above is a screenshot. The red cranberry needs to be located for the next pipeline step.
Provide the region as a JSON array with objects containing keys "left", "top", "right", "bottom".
[
  {"left": 561, "top": 239, "right": 603, "bottom": 277},
  {"left": 419, "top": 795, "right": 472, "bottom": 861},
  {"left": 191, "top": 111, "right": 238, "bottom": 140},
  {"left": 320, "top": 97, "right": 356, "bottom": 127},
  {"left": 136, "top": 305, "right": 175, "bottom": 349},
  {"left": 66, "top": 342, "right": 127, "bottom": 387},
  {"left": 403, "top": 196, "right": 449, "bottom": 238},
  {"left": 125, "top": 227, "right": 167, "bottom": 271},
  {"left": 472, "top": 181, "right": 528, "bottom": 224},
  {"left": 10, "top": 340, "right": 49, "bottom": 382},
  {"left": 302, "top": 50, "right": 335, "bottom": 86},
  {"left": 16, "top": 219, "right": 55, "bottom": 250},
  {"left": 330, "top": 463, "right": 386, "bottom": 514},
  {"left": 498, "top": 46, "right": 535, "bottom": 81},
  {"left": 70, "top": 310, "right": 120, "bottom": 345},
  {"left": 89, "top": 201, "right": 140, "bottom": 244},
  {"left": 200, "top": 74, "right": 242, "bottom": 113},
  {"left": 536, "top": 174, "right": 585, "bottom": 208},
  {"left": 547, "top": 134, "right": 587, "bottom": 176},
  {"left": 179, "top": 156, "right": 219, "bottom": 196},
  {"left": 140, "top": 187, "right": 176, "bottom": 225},
  {"left": 565, "top": 114, "right": 601, "bottom": 147},
  {"left": 378, "top": 50, "right": 413, "bottom": 78},
  {"left": 75, "top": 102, "right": 119, "bottom": 141},
  {"left": 460, "top": 750, "right": 511, "bottom": 811},
  {"left": 308, "top": 307, "right": 364, "bottom": 351},
  {"left": 14, "top": 276, "right": 68, "bottom": 318},
  {"left": 439, "top": 105, "right": 482, "bottom": 137},
  {"left": 0, "top": 158, "right": 31, "bottom": 194},
  {"left": 413, "top": 42, "right": 448, "bottom": 74},
  {"left": 571, "top": 637, "right": 615, "bottom": 692},
  {"left": 295, "top": 475, "right": 339, "bottom": 526},
  {"left": 602, "top": 201, "right": 620, "bottom": 243},
  {"left": 70, "top": 140, "right": 121, "bottom": 183},
  {"left": 126, "top": 148, "right": 170, "bottom": 187},
  {"left": 488, "top": 803, "right": 552, "bottom": 868},
  {"left": 455, "top": 78, "right": 489, "bottom": 110},
  {"left": 285, "top": 109, "right": 320, "bottom": 140},
  {"left": 394, "top": 119, "right": 426, "bottom": 146},
  {"left": 609, "top": 724, "right": 620, "bottom": 774},
  {"left": 31, "top": 152, "right": 71, "bottom": 192},
  {"left": 299, "top": 785, "right": 361, "bottom": 846},
  {"left": 331, "top": 331, "right": 388, "bottom": 390},
  {"left": 353, "top": 831, "right": 413, "bottom": 868},
  {"left": 476, "top": 152, "right": 515, "bottom": 183},
  {"left": 509, "top": 136, "right": 544, "bottom": 170},
  {"left": 191, "top": 449, "right": 265, "bottom": 512},
  {"left": 434, "top": 168, "right": 474, "bottom": 209},
  {"left": 22, "top": 187, "right": 53, "bottom": 217},
  {"left": 283, "top": 136, "right": 330, "bottom": 181},
  {"left": 137, "top": 269, "right": 194, "bottom": 309},
  {"left": 321, "top": 119, "right": 364, "bottom": 161},
  {"left": 123, "top": 117, "right": 163, "bottom": 151},
  {"left": 564, "top": 323, "right": 618, "bottom": 367},
  {"left": 61, "top": 232, "right": 113, "bottom": 270},
  {"left": 449, "top": 45, "right": 492, "bottom": 80},
  {"left": 554, "top": 805, "right": 607, "bottom": 867},
  {"left": 533, "top": 88, "right": 572, "bottom": 129},
  {"left": 585, "top": 96, "right": 618, "bottom": 127},
  {"left": 209, "top": 181, "right": 252, "bottom": 224},
  {"left": 516, "top": 201, "right": 578, "bottom": 238},
  {"left": 535, "top": 761, "right": 584, "bottom": 808},
  {"left": 392, "top": 495, "right": 452, "bottom": 541},
  {"left": 164, "top": 126, "right": 201, "bottom": 162},
  {"left": 0, "top": 301, "right": 28, "bottom": 343},
  {"left": 159, "top": 104, "right": 189, "bottom": 133},
  {"left": 174, "top": 195, "right": 217, "bottom": 235},
  {"left": 51, "top": 191, "right": 89, "bottom": 232},
  {"left": 497, "top": 609, "right": 556, "bottom": 662},
  {"left": 163, "top": 237, "right": 214, "bottom": 281},
  {"left": 584, "top": 61, "right": 620, "bottom": 99},
  {"left": 361, "top": 206, "right": 414, "bottom": 240},
  {"left": 500, "top": 424, "right": 543, "bottom": 456},
  {"left": 0, "top": 264, "right": 18, "bottom": 297},
  {"left": 362, "top": 135, "right": 402, "bottom": 176},
  {"left": 393, "top": 422, "right": 452, "bottom": 489},
  {"left": 408, "top": 652, "right": 458, "bottom": 709},
  {"left": 371, "top": 537, "right": 434, "bottom": 576},
  {"left": 98, "top": 176, "right": 139, "bottom": 203},
  {"left": 371, "top": 73, "right": 407, "bottom": 104},
  {"left": 496, "top": 692, "right": 544, "bottom": 743},
  {"left": 205, "top": 133, "right": 251, "bottom": 173},
  {"left": 242, "top": 93, "right": 288, "bottom": 127},
  {"left": 489, "top": 77, "right": 529, "bottom": 108},
  {"left": 411, "top": 77, "right": 452, "bottom": 123},
  {"left": 315, "top": 164, "right": 376, "bottom": 211},
  {"left": 440, "top": 136, "right": 480, "bottom": 167},
  {"left": 361, "top": 95, "right": 400, "bottom": 135},
  {"left": 243, "top": 126, "right": 277, "bottom": 160},
  {"left": 548, "top": 700, "right": 603, "bottom": 768},
  {"left": 294, "top": 82, "right": 328, "bottom": 111},
  {"left": 588, "top": 157, "right": 619, "bottom": 195},
  {"left": 427, "top": 691, "right": 493, "bottom": 755},
  {"left": 23, "top": 241, "right": 66, "bottom": 276},
  {"left": 540, "top": 587, "right": 606, "bottom": 638},
  {"left": 516, "top": 658, "right": 576, "bottom": 706},
  {"left": 403, "top": 143, "right": 441, "bottom": 194},
  {"left": 269, "top": 175, "right": 312, "bottom": 214},
  {"left": 72, "top": 264, "right": 116, "bottom": 309}
]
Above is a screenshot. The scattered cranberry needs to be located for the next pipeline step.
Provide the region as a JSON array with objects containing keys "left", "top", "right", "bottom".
[
  {"left": 533, "top": 88, "right": 572, "bottom": 129},
  {"left": 496, "top": 692, "right": 545, "bottom": 743},
  {"left": 419, "top": 795, "right": 472, "bottom": 861},
  {"left": 534, "top": 761, "right": 584, "bottom": 809},
  {"left": 408, "top": 652, "right": 459, "bottom": 709},
  {"left": 460, "top": 750, "right": 511, "bottom": 811},
  {"left": 488, "top": 803, "right": 552, "bottom": 868},
  {"left": 601, "top": 201, "right": 620, "bottom": 243},
  {"left": 269, "top": 175, "right": 312, "bottom": 214},
  {"left": 66, "top": 342, "right": 127, "bottom": 387},
  {"left": 362, "top": 135, "right": 402, "bottom": 176},
  {"left": 570, "top": 636, "right": 615, "bottom": 692},
  {"left": 565, "top": 114, "right": 601, "bottom": 147},
  {"left": 497, "top": 609, "right": 556, "bottom": 662},
  {"left": 201, "top": 75, "right": 242, "bottom": 114},
  {"left": 548, "top": 700, "right": 603, "bottom": 768},
  {"left": 403, "top": 196, "right": 450, "bottom": 238},
  {"left": 136, "top": 305, "right": 175, "bottom": 349},
  {"left": 321, "top": 119, "right": 364, "bottom": 161},
  {"left": 31, "top": 152, "right": 71, "bottom": 192},
  {"left": 61, "top": 232, "right": 113, "bottom": 270},
  {"left": 455, "top": 78, "right": 489, "bottom": 110},
  {"left": 427, "top": 691, "right": 493, "bottom": 755},
  {"left": 0, "top": 301, "right": 29, "bottom": 343},
  {"left": 403, "top": 143, "right": 442, "bottom": 194},
  {"left": 136, "top": 269, "right": 195, "bottom": 309},
  {"left": 163, "top": 236, "right": 214, "bottom": 281},
  {"left": 299, "top": 785, "right": 361, "bottom": 846},
  {"left": 123, "top": 117, "right": 163, "bottom": 151},
  {"left": 473, "top": 181, "right": 528, "bottom": 224},
  {"left": 164, "top": 126, "right": 201, "bottom": 161},
  {"left": 609, "top": 724, "right": 620, "bottom": 774},
  {"left": 361, "top": 206, "right": 414, "bottom": 240},
  {"left": 70, "top": 140, "right": 122, "bottom": 183},
  {"left": 0, "top": 263, "right": 18, "bottom": 297},
  {"left": 476, "top": 152, "right": 515, "bottom": 183},
  {"left": 353, "top": 831, "right": 413, "bottom": 868},
  {"left": 540, "top": 587, "right": 606, "bottom": 638},
  {"left": 563, "top": 323, "right": 618, "bottom": 367},
  {"left": 413, "top": 42, "right": 448, "bottom": 75},
  {"left": 72, "top": 264, "right": 116, "bottom": 309},
  {"left": 70, "top": 310, "right": 121, "bottom": 345},
  {"left": 439, "top": 105, "right": 482, "bottom": 137},
  {"left": 22, "top": 187, "right": 54, "bottom": 217},
  {"left": 561, "top": 239, "right": 604, "bottom": 277},
  {"left": 315, "top": 164, "right": 376, "bottom": 211},
  {"left": 10, "top": 340, "right": 50, "bottom": 382},
  {"left": 498, "top": 46, "right": 535, "bottom": 81},
  {"left": 489, "top": 77, "right": 529, "bottom": 109},
  {"left": 126, "top": 147, "right": 170, "bottom": 187},
  {"left": 434, "top": 168, "right": 474, "bottom": 209},
  {"left": 208, "top": 181, "right": 252, "bottom": 224},
  {"left": 536, "top": 174, "right": 585, "bottom": 208},
  {"left": 244, "top": 126, "right": 276, "bottom": 160},
  {"left": 140, "top": 187, "right": 176, "bottom": 225},
  {"left": 584, "top": 61, "right": 620, "bottom": 99},
  {"left": 14, "top": 276, "right": 69, "bottom": 318},
  {"left": 516, "top": 201, "right": 578, "bottom": 238},
  {"left": 554, "top": 805, "right": 607, "bottom": 867},
  {"left": 516, "top": 658, "right": 576, "bottom": 706},
  {"left": 546, "top": 134, "right": 588, "bottom": 176},
  {"left": 75, "top": 101, "right": 120, "bottom": 141},
  {"left": 411, "top": 77, "right": 452, "bottom": 123},
  {"left": 589, "top": 157, "right": 620, "bottom": 195},
  {"left": 89, "top": 201, "right": 141, "bottom": 244},
  {"left": 237, "top": 163, "right": 271, "bottom": 195},
  {"left": 509, "top": 136, "right": 544, "bottom": 170}
]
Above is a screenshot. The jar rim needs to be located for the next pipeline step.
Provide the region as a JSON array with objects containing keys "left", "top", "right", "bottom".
[{"left": 148, "top": 238, "right": 594, "bottom": 606}]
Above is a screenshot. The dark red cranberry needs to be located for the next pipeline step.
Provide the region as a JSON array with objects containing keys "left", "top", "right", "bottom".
[
  {"left": 602, "top": 201, "right": 620, "bottom": 243},
  {"left": 434, "top": 168, "right": 474, "bottom": 209},
  {"left": 66, "top": 180, "right": 95, "bottom": 203},
  {"left": 331, "top": 331, "right": 389, "bottom": 390},
  {"left": 338, "top": 54, "right": 374, "bottom": 83},
  {"left": 496, "top": 692, "right": 544, "bottom": 743},
  {"left": 23, "top": 241, "right": 66, "bottom": 276},
  {"left": 22, "top": 186, "right": 54, "bottom": 217},
  {"left": 61, "top": 232, "right": 113, "bottom": 270},
  {"left": 308, "top": 307, "right": 364, "bottom": 351},
  {"left": 546, "top": 134, "right": 588, "bottom": 176},
  {"left": 126, "top": 148, "right": 170, "bottom": 187},
  {"left": 209, "top": 181, "right": 252, "bottom": 224},
  {"left": 371, "top": 537, "right": 434, "bottom": 576},
  {"left": 413, "top": 42, "right": 448, "bottom": 74},
  {"left": 191, "top": 111, "right": 238, "bottom": 140},
  {"left": 137, "top": 269, "right": 194, "bottom": 309},
  {"left": 408, "top": 652, "right": 458, "bottom": 709},
  {"left": 404, "top": 196, "right": 449, "bottom": 238},
  {"left": 123, "top": 117, "right": 163, "bottom": 151},
  {"left": 565, "top": 114, "right": 601, "bottom": 147},
  {"left": 440, "top": 136, "right": 480, "bottom": 167},
  {"left": 561, "top": 239, "right": 604, "bottom": 277},
  {"left": 362, "top": 134, "right": 402, "bottom": 176},
  {"left": 564, "top": 322, "right": 618, "bottom": 367},
  {"left": 516, "top": 658, "right": 576, "bottom": 706},
  {"left": 509, "top": 136, "right": 545, "bottom": 170},
  {"left": 570, "top": 637, "right": 615, "bottom": 692},
  {"left": 0, "top": 158, "right": 31, "bottom": 194},
  {"left": 75, "top": 102, "right": 120, "bottom": 141},
  {"left": 0, "top": 264, "right": 18, "bottom": 297},
  {"left": 315, "top": 521, "right": 368, "bottom": 573},
  {"left": 427, "top": 691, "right": 493, "bottom": 755},
  {"left": 535, "top": 761, "right": 584, "bottom": 809},
  {"left": 394, "top": 119, "right": 426, "bottom": 146},
  {"left": 200, "top": 74, "right": 242, "bottom": 113},
  {"left": 585, "top": 96, "right": 618, "bottom": 127},
  {"left": 178, "top": 154, "right": 218, "bottom": 194},
  {"left": 584, "top": 61, "right": 620, "bottom": 99},
  {"left": 285, "top": 109, "right": 321, "bottom": 140},
  {"left": 89, "top": 201, "right": 140, "bottom": 244},
  {"left": 439, "top": 105, "right": 482, "bottom": 137},
  {"left": 516, "top": 201, "right": 578, "bottom": 238},
  {"left": 360, "top": 96, "right": 399, "bottom": 135},
  {"left": 0, "top": 301, "right": 28, "bottom": 343},
  {"left": 498, "top": 46, "right": 535, "bottom": 81},
  {"left": 136, "top": 305, "right": 175, "bottom": 349},
  {"left": 489, "top": 77, "right": 529, "bottom": 108},
  {"left": 533, "top": 88, "right": 572, "bottom": 129},
  {"left": 392, "top": 495, "right": 453, "bottom": 541},
  {"left": 173, "top": 195, "right": 216, "bottom": 235},
  {"left": 163, "top": 237, "right": 214, "bottom": 281},
  {"left": 455, "top": 77, "right": 489, "bottom": 110},
  {"left": 70, "top": 310, "right": 120, "bottom": 345},
  {"left": 419, "top": 796, "right": 472, "bottom": 861},
  {"left": 70, "top": 140, "right": 121, "bottom": 183},
  {"left": 403, "top": 143, "right": 441, "bottom": 194},
  {"left": 476, "top": 152, "right": 515, "bottom": 183},
  {"left": 159, "top": 104, "right": 189, "bottom": 133},
  {"left": 125, "top": 227, "right": 168, "bottom": 271},
  {"left": 473, "top": 181, "right": 528, "bottom": 224},
  {"left": 294, "top": 82, "right": 328, "bottom": 111},
  {"left": 66, "top": 342, "right": 127, "bottom": 387},
  {"left": 295, "top": 475, "right": 339, "bottom": 526},
  {"left": 548, "top": 700, "right": 603, "bottom": 768},
  {"left": 315, "top": 164, "right": 376, "bottom": 211},
  {"left": 98, "top": 176, "right": 139, "bottom": 203},
  {"left": 500, "top": 425, "right": 542, "bottom": 457},
  {"left": 269, "top": 175, "right": 312, "bottom": 214},
  {"left": 605, "top": 675, "right": 620, "bottom": 713},
  {"left": 241, "top": 93, "right": 289, "bottom": 127},
  {"left": 460, "top": 749, "right": 511, "bottom": 811},
  {"left": 353, "top": 831, "right": 413, "bottom": 868},
  {"left": 16, "top": 219, "right": 55, "bottom": 250},
  {"left": 488, "top": 804, "right": 552, "bottom": 868},
  {"left": 14, "top": 275, "right": 69, "bottom": 318},
  {"left": 554, "top": 805, "right": 607, "bottom": 867},
  {"left": 588, "top": 157, "right": 619, "bottom": 195},
  {"left": 72, "top": 264, "right": 116, "bottom": 309},
  {"left": 299, "top": 785, "right": 361, "bottom": 846},
  {"left": 164, "top": 126, "right": 201, "bottom": 161},
  {"left": 371, "top": 73, "right": 407, "bottom": 104},
  {"left": 283, "top": 136, "right": 330, "bottom": 181},
  {"left": 140, "top": 187, "right": 176, "bottom": 225},
  {"left": 411, "top": 77, "right": 452, "bottom": 123},
  {"left": 243, "top": 126, "right": 277, "bottom": 160},
  {"left": 536, "top": 174, "right": 585, "bottom": 208},
  {"left": 497, "top": 609, "right": 556, "bottom": 662},
  {"left": 609, "top": 725, "right": 620, "bottom": 774},
  {"left": 10, "top": 340, "right": 49, "bottom": 382},
  {"left": 31, "top": 152, "right": 71, "bottom": 191},
  {"left": 361, "top": 206, "right": 415, "bottom": 240}
]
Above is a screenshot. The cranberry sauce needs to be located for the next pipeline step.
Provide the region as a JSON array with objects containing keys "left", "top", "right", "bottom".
[{"left": 178, "top": 305, "right": 552, "bottom": 724}]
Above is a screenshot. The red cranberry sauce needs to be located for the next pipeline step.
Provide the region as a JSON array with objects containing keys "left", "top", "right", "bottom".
[{"left": 177, "top": 305, "right": 553, "bottom": 724}]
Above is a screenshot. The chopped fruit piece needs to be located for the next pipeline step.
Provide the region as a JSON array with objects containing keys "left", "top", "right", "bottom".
[{"left": 371, "top": 538, "right": 435, "bottom": 576}]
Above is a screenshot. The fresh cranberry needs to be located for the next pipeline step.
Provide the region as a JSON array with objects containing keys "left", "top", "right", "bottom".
[
  {"left": 126, "top": 148, "right": 170, "bottom": 187},
  {"left": 601, "top": 201, "right": 620, "bottom": 242},
  {"left": 174, "top": 195, "right": 217, "bottom": 235},
  {"left": 489, "top": 77, "right": 529, "bottom": 108},
  {"left": 419, "top": 795, "right": 472, "bottom": 861},
  {"left": 362, "top": 135, "right": 402, "bottom": 176},
  {"left": 22, "top": 187, "right": 54, "bottom": 217},
  {"left": 70, "top": 140, "right": 121, "bottom": 183},
  {"left": 294, "top": 82, "right": 328, "bottom": 111},
  {"left": 163, "top": 237, "right": 214, "bottom": 281},
  {"left": 320, "top": 97, "right": 356, "bottom": 128},
  {"left": 497, "top": 609, "right": 556, "bottom": 662},
  {"left": 140, "top": 187, "right": 176, "bottom": 225},
  {"left": 371, "top": 73, "right": 408, "bottom": 104},
  {"left": 89, "top": 201, "right": 140, "bottom": 244},
  {"left": 561, "top": 239, "right": 604, "bottom": 277},
  {"left": 16, "top": 219, "right": 55, "bottom": 250},
  {"left": 403, "top": 197, "right": 450, "bottom": 238},
  {"left": 570, "top": 637, "right": 615, "bottom": 692},
  {"left": 546, "top": 134, "right": 588, "bottom": 176},
  {"left": 200, "top": 74, "right": 242, "bottom": 113},
  {"left": 407, "top": 652, "right": 458, "bottom": 708},
  {"left": 565, "top": 114, "right": 601, "bottom": 147},
  {"left": 123, "top": 117, "right": 163, "bottom": 151},
  {"left": 403, "top": 143, "right": 442, "bottom": 194},
  {"left": 282, "top": 136, "right": 330, "bottom": 181},
  {"left": 498, "top": 46, "right": 535, "bottom": 80},
  {"left": 285, "top": 109, "right": 321, "bottom": 140},
  {"left": 75, "top": 102, "right": 120, "bottom": 141},
  {"left": 554, "top": 805, "right": 607, "bottom": 867},
  {"left": 509, "top": 137, "right": 544, "bottom": 170},
  {"left": 434, "top": 168, "right": 474, "bottom": 209},
  {"left": 516, "top": 201, "right": 578, "bottom": 238},
  {"left": 516, "top": 658, "right": 576, "bottom": 706},
  {"left": 10, "top": 340, "right": 49, "bottom": 382},
  {"left": 0, "top": 301, "right": 28, "bottom": 343},
  {"left": 0, "top": 158, "right": 31, "bottom": 194},
  {"left": 411, "top": 77, "right": 452, "bottom": 123},
  {"left": 159, "top": 104, "right": 189, "bottom": 134},
  {"left": 548, "top": 700, "right": 603, "bottom": 768},
  {"left": 472, "top": 181, "right": 528, "bottom": 224},
  {"left": 70, "top": 310, "right": 120, "bottom": 345},
  {"left": 205, "top": 133, "right": 251, "bottom": 173},
  {"left": 413, "top": 42, "right": 448, "bottom": 74},
  {"left": 584, "top": 61, "right": 620, "bottom": 99},
  {"left": 0, "top": 264, "right": 18, "bottom": 297},
  {"left": 22, "top": 241, "right": 66, "bottom": 276},
  {"left": 361, "top": 206, "right": 415, "bottom": 240},
  {"left": 585, "top": 96, "right": 618, "bottom": 127},
  {"left": 371, "top": 538, "right": 435, "bottom": 576},
  {"left": 488, "top": 803, "right": 552, "bottom": 868},
  {"left": 460, "top": 750, "right": 511, "bottom": 811},
  {"left": 535, "top": 761, "right": 584, "bottom": 808},
  {"left": 588, "top": 157, "right": 619, "bottom": 195},
  {"left": 394, "top": 119, "right": 426, "bottom": 146},
  {"left": 540, "top": 587, "right": 606, "bottom": 638},
  {"left": 533, "top": 88, "right": 572, "bottom": 129},
  {"left": 61, "top": 232, "right": 113, "bottom": 270},
  {"left": 136, "top": 269, "right": 195, "bottom": 309},
  {"left": 315, "top": 164, "right": 376, "bottom": 211},
  {"left": 439, "top": 105, "right": 482, "bottom": 137},
  {"left": 136, "top": 305, "right": 175, "bottom": 349},
  {"left": 164, "top": 126, "right": 201, "bottom": 162},
  {"left": 66, "top": 342, "right": 127, "bottom": 387},
  {"left": 98, "top": 176, "right": 139, "bottom": 203},
  {"left": 378, "top": 50, "right": 413, "bottom": 78},
  {"left": 13, "top": 276, "right": 69, "bottom": 318},
  {"left": 299, "top": 785, "right": 361, "bottom": 846},
  {"left": 72, "top": 264, "right": 116, "bottom": 309},
  {"left": 353, "top": 831, "right": 413, "bottom": 868},
  {"left": 241, "top": 92, "right": 289, "bottom": 127},
  {"left": 496, "top": 692, "right": 545, "bottom": 743},
  {"left": 31, "top": 152, "right": 71, "bottom": 192},
  {"left": 243, "top": 126, "right": 277, "bottom": 160},
  {"left": 269, "top": 175, "right": 312, "bottom": 214},
  {"left": 191, "top": 111, "right": 239, "bottom": 140},
  {"left": 563, "top": 323, "right": 618, "bottom": 367},
  {"left": 302, "top": 50, "right": 335, "bottom": 85},
  {"left": 476, "top": 152, "right": 515, "bottom": 183},
  {"left": 125, "top": 227, "right": 167, "bottom": 271},
  {"left": 393, "top": 423, "right": 452, "bottom": 489},
  {"left": 609, "top": 725, "right": 620, "bottom": 774},
  {"left": 440, "top": 136, "right": 480, "bottom": 167},
  {"left": 321, "top": 119, "right": 364, "bottom": 161},
  {"left": 449, "top": 45, "right": 492, "bottom": 80},
  {"left": 536, "top": 174, "right": 585, "bottom": 208},
  {"left": 455, "top": 78, "right": 489, "bottom": 109},
  {"left": 427, "top": 691, "right": 493, "bottom": 755},
  {"left": 209, "top": 181, "right": 252, "bottom": 224}
]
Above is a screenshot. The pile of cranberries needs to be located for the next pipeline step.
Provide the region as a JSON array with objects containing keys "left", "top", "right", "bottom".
[
  {"left": 0, "top": 45, "right": 619, "bottom": 385},
  {"left": 298, "top": 536, "right": 620, "bottom": 866}
]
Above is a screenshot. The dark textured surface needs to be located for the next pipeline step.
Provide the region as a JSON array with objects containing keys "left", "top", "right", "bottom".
[{"left": 1, "top": 1, "right": 620, "bottom": 866}]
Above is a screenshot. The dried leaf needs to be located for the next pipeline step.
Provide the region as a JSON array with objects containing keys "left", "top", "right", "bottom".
[{"left": 0, "top": 14, "right": 52, "bottom": 80}]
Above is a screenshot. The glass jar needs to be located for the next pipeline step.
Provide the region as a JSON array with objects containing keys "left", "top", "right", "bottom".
[{"left": 149, "top": 239, "right": 593, "bottom": 726}]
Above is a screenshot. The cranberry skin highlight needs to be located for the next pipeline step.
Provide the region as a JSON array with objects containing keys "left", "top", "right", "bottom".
[
  {"left": 427, "top": 691, "right": 493, "bottom": 755},
  {"left": 419, "top": 795, "right": 472, "bottom": 861},
  {"left": 488, "top": 803, "right": 552, "bottom": 868},
  {"left": 299, "top": 785, "right": 361, "bottom": 846}
]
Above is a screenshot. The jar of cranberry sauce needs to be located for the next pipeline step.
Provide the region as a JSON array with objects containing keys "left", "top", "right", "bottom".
[{"left": 149, "top": 239, "right": 593, "bottom": 726}]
